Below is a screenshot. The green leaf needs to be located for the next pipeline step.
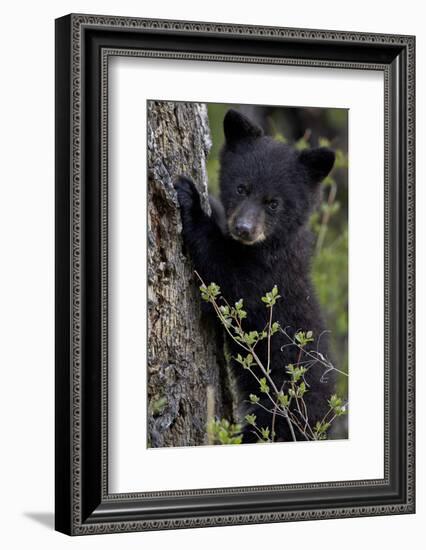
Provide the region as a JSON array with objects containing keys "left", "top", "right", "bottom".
[
  {"left": 150, "top": 396, "right": 167, "bottom": 416},
  {"left": 318, "top": 137, "right": 331, "bottom": 148},
  {"left": 200, "top": 282, "right": 221, "bottom": 302},
  {"left": 237, "top": 309, "right": 247, "bottom": 320},
  {"left": 271, "top": 321, "right": 280, "bottom": 335},
  {"left": 314, "top": 421, "right": 331, "bottom": 440},
  {"left": 286, "top": 364, "right": 307, "bottom": 383},
  {"left": 261, "top": 287, "right": 281, "bottom": 308},
  {"left": 244, "top": 331, "right": 259, "bottom": 346},
  {"left": 260, "top": 427, "right": 270, "bottom": 441},
  {"left": 235, "top": 354, "right": 244, "bottom": 367},
  {"left": 278, "top": 393, "right": 290, "bottom": 407},
  {"left": 207, "top": 417, "right": 243, "bottom": 445},
  {"left": 295, "top": 137, "right": 310, "bottom": 150},
  {"left": 235, "top": 353, "right": 254, "bottom": 369},
  {"left": 322, "top": 175, "right": 335, "bottom": 187},
  {"left": 297, "top": 381, "right": 307, "bottom": 397},
  {"left": 274, "top": 132, "right": 288, "bottom": 144},
  {"left": 328, "top": 394, "right": 342, "bottom": 408},
  {"left": 245, "top": 414, "right": 257, "bottom": 426},
  {"left": 295, "top": 330, "right": 314, "bottom": 347},
  {"left": 208, "top": 282, "right": 220, "bottom": 296},
  {"left": 259, "top": 378, "right": 270, "bottom": 394}
]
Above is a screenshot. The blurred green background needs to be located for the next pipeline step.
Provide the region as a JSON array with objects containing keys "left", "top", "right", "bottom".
[{"left": 206, "top": 103, "right": 349, "bottom": 403}]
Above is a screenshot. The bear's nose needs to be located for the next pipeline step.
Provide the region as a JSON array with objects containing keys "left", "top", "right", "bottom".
[{"left": 235, "top": 221, "right": 252, "bottom": 240}]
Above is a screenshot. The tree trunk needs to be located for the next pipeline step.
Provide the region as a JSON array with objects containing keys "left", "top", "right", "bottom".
[{"left": 147, "top": 101, "right": 228, "bottom": 448}]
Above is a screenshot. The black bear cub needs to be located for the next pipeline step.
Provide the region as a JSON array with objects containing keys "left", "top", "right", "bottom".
[{"left": 175, "top": 109, "right": 336, "bottom": 443}]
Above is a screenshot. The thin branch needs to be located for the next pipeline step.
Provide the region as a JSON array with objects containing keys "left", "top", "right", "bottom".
[
  {"left": 315, "top": 181, "right": 337, "bottom": 255},
  {"left": 266, "top": 304, "right": 273, "bottom": 374}
]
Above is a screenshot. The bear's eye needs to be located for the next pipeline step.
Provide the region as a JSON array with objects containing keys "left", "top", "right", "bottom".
[
  {"left": 237, "top": 185, "right": 248, "bottom": 195},
  {"left": 267, "top": 199, "right": 279, "bottom": 211}
]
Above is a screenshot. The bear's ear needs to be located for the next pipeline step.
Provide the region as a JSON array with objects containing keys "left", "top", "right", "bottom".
[
  {"left": 223, "top": 109, "right": 263, "bottom": 146},
  {"left": 299, "top": 147, "right": 335, "bottom": 183}
]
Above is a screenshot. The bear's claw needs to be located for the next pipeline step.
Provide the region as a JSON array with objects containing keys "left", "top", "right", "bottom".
[{"left": 174, "top": 176, "right": 200, "bottom": 211}]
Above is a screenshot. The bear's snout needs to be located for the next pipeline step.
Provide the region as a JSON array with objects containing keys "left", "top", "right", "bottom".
[
  {"left": 229, "top": 202, "right": 266, "bottom": 245},
  {"left": 234, "top": 220, "right": 253, "bottom": 240}
]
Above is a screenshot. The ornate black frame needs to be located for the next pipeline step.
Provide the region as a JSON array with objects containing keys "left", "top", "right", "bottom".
[{"left": 55, "top": 13, "right": 415, "bottom": 535}]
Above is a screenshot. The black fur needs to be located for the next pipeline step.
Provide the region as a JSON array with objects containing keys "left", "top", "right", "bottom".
[{"left": 175, "top": 109, "right": 336, "bottom": 443}]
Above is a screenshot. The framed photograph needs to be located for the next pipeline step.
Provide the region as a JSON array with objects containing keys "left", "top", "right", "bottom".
[{"left": 55, "top": 14, "right": 415, "bottom": 535}]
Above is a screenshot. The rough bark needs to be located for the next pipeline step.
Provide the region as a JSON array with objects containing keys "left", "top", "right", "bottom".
[{"left": 147, "top": 101, "right": 227, "bottom": 448}]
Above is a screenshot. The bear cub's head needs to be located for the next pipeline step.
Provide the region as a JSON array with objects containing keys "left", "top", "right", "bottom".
[{"left": 219, "top": 109, "right": 335, "bottom": 246}]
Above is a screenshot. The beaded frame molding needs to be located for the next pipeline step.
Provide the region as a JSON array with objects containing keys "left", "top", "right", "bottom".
[{"left": 55, "top": 14, "right": 415, "bottom": 535}]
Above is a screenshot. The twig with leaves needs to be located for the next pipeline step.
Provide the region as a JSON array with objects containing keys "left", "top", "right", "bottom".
[{"left": 196, "top": 272, "right": 348, "bottom": 444}]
